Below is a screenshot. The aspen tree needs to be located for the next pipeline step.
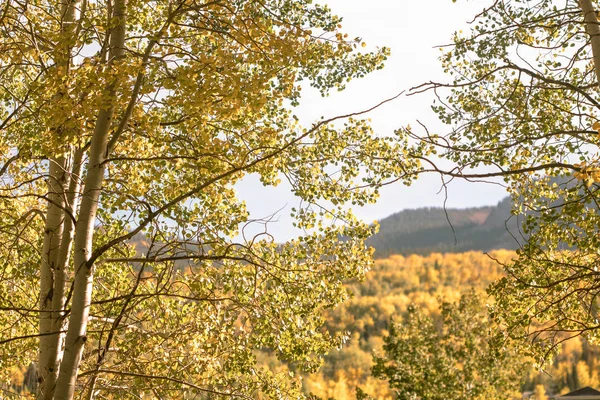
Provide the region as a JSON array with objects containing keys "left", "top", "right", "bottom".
[{"left": 0, "top": 1, "right": 418, "bottom": 398}]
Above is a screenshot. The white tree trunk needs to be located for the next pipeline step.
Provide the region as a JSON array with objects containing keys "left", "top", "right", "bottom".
[
  {"left": 50, "top": 148, "right": 83, "bottom": 388},
  {"left": 54, "top": 1, "right": 127, "bottom": 398},
  {"left": 580, "top": 0, "right": 600, "bottom": 88},
  {"left": 38, "top": 2, "right": 82, "bottom": 398},
  {"left": 38, "top": 157, "right": 67, "bottom": 400}
]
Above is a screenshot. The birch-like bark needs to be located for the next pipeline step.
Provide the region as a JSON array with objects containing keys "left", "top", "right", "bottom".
[
  {"left": 47, "top": 148, "right": 83, "bottom": 395},
  {"left": 52, "top": 148, "right": 83, "bottom": 328},
  {"left": 54, "top": 1, "right": 127, "bottom": 398},
  {"left": 38, "top": 157, "right": 67, "bottom": 400},
  {"left": 580, "top": 0, "right": 600, "bottom": 88},
  {"left": 38, "top": 2, "right": 82, "bottom": 398}
]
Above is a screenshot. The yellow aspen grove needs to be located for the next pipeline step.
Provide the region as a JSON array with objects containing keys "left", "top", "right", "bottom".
[{"left": 0, "top": 0, "right": 419, "bottom": 399}]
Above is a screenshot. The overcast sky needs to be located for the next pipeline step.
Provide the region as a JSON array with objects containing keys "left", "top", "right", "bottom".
[{"left": 236, "top": 0, "right": 508, "bottom": 241}]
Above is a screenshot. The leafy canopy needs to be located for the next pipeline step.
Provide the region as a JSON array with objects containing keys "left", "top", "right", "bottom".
[
  {"left": 363, "top": 291, "right": 526, "bottom": 400},
  {"left": 407, "top": 0, "right": 600, "bottom": 362},
  {"left": 0, "top": 0, "right": 419, "bottom": 398}
]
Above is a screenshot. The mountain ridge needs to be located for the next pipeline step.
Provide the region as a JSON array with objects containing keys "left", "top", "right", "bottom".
[{"left": 367, "top": 196, "right": 523, "bottom": 257}]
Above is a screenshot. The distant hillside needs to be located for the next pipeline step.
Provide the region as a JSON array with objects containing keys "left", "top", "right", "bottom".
[
  {"left": 368, "top": 196, "right": 525, "bottom": 257},
  {"left": 128, "top": 197, "right": 525, "bottom": 259}
]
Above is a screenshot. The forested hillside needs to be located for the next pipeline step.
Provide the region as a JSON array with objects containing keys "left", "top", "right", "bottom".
[
  {"left": 301, "top": 252, "right": 600, "bottom": 399},
  {"left": 100, "top": 216, "right": 600, "bottom": 398},
  {"left": 7, "top": 239, "right": 599, "bottom": 398},
  {"left": 368, "top": 197, "right": 522, "bottom": 257}
]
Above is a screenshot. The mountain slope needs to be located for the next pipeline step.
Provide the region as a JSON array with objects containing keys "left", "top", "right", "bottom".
[{"left": 367, "top": 196, "right": 524, "bottom": 257}]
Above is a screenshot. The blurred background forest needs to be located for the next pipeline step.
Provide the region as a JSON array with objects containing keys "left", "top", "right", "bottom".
[
  {"left": 260, "top": 196, "right": 600, "bottom": 399},
  {"left": 8, "top": 197, "right": 598, "bottom": 399}
]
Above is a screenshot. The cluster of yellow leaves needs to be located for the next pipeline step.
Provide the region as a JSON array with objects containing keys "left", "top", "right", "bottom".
[
  {"left": 301, "top": 251, "right": 512, "bottom": 399},
  {"left": 573, "top": 160, "right": 600, "bottom": 186},
  {"left": 569, "top": 122, "right": 600, "bottom": 185}
]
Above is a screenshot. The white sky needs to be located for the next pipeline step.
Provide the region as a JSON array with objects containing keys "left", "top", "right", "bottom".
[{"left": 236, "top": 0, "right": 508, "bottom": 241}]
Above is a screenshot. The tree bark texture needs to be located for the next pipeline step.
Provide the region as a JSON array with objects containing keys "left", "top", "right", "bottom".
[{"left": 580, "top": 0, "right": 600, "bottom": 88}]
